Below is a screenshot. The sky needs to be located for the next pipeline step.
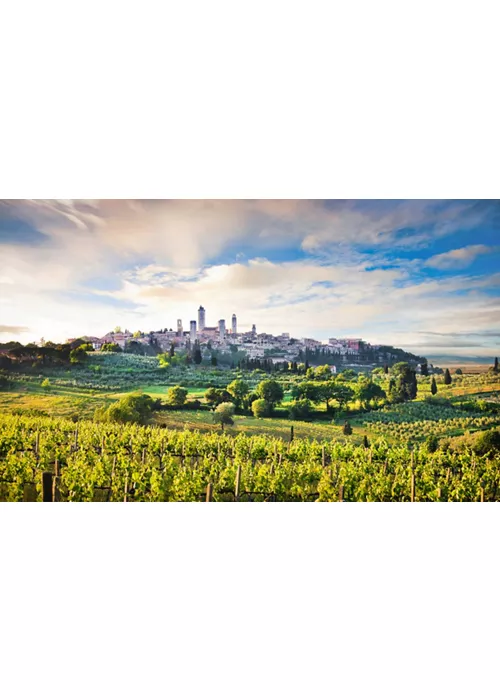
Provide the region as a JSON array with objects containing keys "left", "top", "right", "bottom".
[{"left": 0, "top": 199, "right": 499, "bottom": 359}]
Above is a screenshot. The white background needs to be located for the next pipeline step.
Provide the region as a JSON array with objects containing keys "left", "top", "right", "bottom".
[{"left": 1, "top": 1, "right": 499, "bottom": 698}]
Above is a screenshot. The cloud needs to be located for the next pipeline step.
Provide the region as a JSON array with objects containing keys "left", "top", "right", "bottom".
[
  {"left": 1, "top": 199, "right": 499, "bottom": 358},
  {"left": 426, "top": 244, "right": 495, "bottom": 270},
  {"left": 0, "top": 325, "right": 29, "bottom": 334}
]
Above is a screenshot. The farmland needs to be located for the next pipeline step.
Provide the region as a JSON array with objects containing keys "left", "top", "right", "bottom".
[
  {"left": 1, "top": 352, "right": 499, "bottom": 500},
  {"left": 1, "top": 412, "right": 499, "bottom": 502}
]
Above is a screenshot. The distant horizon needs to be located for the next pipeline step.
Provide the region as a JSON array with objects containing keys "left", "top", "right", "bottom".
[{"left": 1, "top": 199, "right": 499, "bottom": 358}]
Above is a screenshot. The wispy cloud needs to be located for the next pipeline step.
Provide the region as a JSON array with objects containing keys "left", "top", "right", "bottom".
[{"left": 426, "top": 244, "right": 495, "bottom": 270}]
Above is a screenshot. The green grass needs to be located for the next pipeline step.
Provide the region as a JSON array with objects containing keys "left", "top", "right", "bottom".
[{"left": 155, "top": 409, "right": 358, "bottom": 443}]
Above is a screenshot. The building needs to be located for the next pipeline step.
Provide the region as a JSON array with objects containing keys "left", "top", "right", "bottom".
[
  {"left": 177, "top": 319, "right": 183, "bottom": 337},
  {"left": 218, "top": 319, "right": 226, "bottom": 341},
  {"left": 251, "top": 324, "right": 256, "bottom": 336},
  {"left": 231, "top": 313, "right": 237, "bottom": 335},
  {"left": 190, "top": 320, "right": 197, "bottom": 342},
  {"left": 198, "top": 306, "right": 206, "bottom": 331}
]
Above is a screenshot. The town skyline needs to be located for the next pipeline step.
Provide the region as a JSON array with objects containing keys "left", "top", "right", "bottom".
[{"left": 1, "top": 199, "right": 499, "bottom": 358}]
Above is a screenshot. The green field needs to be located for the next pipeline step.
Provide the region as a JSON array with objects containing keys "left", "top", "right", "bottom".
[{"left": 1, "top": 352, "right": 499, "bottom": 447}]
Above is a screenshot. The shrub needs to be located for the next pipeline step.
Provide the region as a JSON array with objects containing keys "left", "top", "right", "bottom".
[
  {"left": 94, "top": 393, "right": 154, "bottom": 425},
  {"left": 165, "top": 385, "right": 188, "bottom": 407},
  {"left": 252, "top": 398, "right": 270, "bottom": 418},
  {"left": 425, "top": 435, "right": 439, "bottom": 453},
  {"left": 288, "top": 399, "right": 313, "bottom": 420},
  {"left": 473, "top": 430, "right": 500, "bottom": 456}
]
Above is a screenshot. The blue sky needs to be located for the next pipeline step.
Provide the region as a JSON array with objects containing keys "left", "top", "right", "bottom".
[{"left": 0, "top": 199, "right": 499, "bottom": 358}]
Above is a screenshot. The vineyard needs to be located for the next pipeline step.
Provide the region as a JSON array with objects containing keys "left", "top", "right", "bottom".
[
  {"left": 362, "top": 401, "right": 500, "bottom": 442},
  {"left": 1, "top": 413, "right": 499, "bottom": 502}
]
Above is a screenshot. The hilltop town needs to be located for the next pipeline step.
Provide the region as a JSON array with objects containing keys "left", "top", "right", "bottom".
[{"left": 69, "top": 305, "right": 426, "bottom": 369}]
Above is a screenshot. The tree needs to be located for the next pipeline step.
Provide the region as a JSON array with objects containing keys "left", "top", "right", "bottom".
[
  {"left": 343, "top": 420, "right": 353, "bottom": 436},
  {"left": 293, "top": 381, "right": 322, "bottom": 404},
  {"left": 41, "top": 378, "right": 51, "bottom": 391},
  {"left": 205, "top": 387, "right": 220, "bottom": 409},
  {"left": 473, "top": 430, "right": 500, "bottom": 456},
  {"left": 95, "top": 393, "right": 154, "bottom": 425},
  {"left": 166, "top": 385, "right": 188, "bottom": 407},
  {"left": 355, "top": 379, "right": 386, "bottom": 410},
  {"left": 308, "top": 364, "right": 332, "bottom": 381},
  {"left": 205, "top": 388, "right": 232, "bottom": 409},
  {"left": 420, "top": 362, "right": 429, "bottom": 376},
  {"left": 251, "top": 398, "right": 270, "bottom": 418},
  {"left": 70, "top": 347, "right": 88, "bottom": 364},
  {"left": 363, "top": 435, "right": 370, "bottom": 448},
  {"left": 316, "top": 382, "right": 341, "bottom": 412},
  {"left": 213, "top": 402, "right": 235, "bottom": 430},
  {"left": 425, "top": 435, "right": 439, "bottom": 453},
  {"left": 158, "top": 353, "right": 170, "bottom": 368},
  {"left": 455, "top": 368, "right": 463, "bottom": 375},
  {"left": 125, "top": 340, "right": 144, "bottom": 355},
  {"left": 226, "top": 379, "right": 250, "bottom": 410},
  {"left": 101, "top": 342, "right": 121, "bottom": 352},
  {"left": 256, "top": 379, "right": 284, "bottom": 414},
  {"left": 444, "top": 368, "right": 452, "bottom": 385},
  {"left": 493, "top": 357, "right": 499, "bottom": 374},
  {"left": 331, "top": 383, "right": 355, "bottom": 412},
  {"left": 389, "top": 363, "right": 417, "bottom": 403},
  {"left": 338, "top": 369, "right": 356, "bottom": 381},
  {"left": 169, "top": 343, "right": 175, "bottom": 358},
  {"left": 430, "top": 377, "right": 438, "bottom": 395},
  {"left": 193, "top": 342, "right": 202, "bottom": 365},
  {"left": 288, "top": 398, "right": 313, "bottom": 420},
  {"left": 211, "top": 355, "right": 218, "bottom": 367}
]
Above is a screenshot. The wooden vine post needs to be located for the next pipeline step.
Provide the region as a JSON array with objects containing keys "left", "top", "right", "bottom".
[
  {"left": 322, "top": 446, "right": 326, "bottom": 469},
  {"left": 290, "top": 426, "right": 294, "bottom": 442},
  {"left": 410, "top": 451, "right": 415, "bottom": 503},
  {"left": 53, "top": 458, "right": 59, "bottom": 502},
  {"left": 42, "top": 472, "right": 54, "bottom": 502},
  {"left": 235, "top": 464, "right": 242, "bottom": 501},
  {"left": 338, "top": 484, "right": 344, "bottom": 502},
  {"left": 206, "top": 482, "right": 214, "bottom": 502}
]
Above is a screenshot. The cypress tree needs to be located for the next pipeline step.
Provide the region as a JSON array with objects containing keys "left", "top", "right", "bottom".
[
  {"left": 193, "top": 342, "right": 202, "bottom": 365},
  {"left": 444, "top": 368, "right": 452, "bottom": 385},
  {"left": 494, "top": 357, "right": 499, "bottom": 374},
  {"left": 343, "top": 420, "right": 353, "bottom": 436},
  {"left": 430, "top": 377, "right": 438, "bottom": 395},
  {"left": 410, "top": 370, "right": 418, "bottom": 399}
]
